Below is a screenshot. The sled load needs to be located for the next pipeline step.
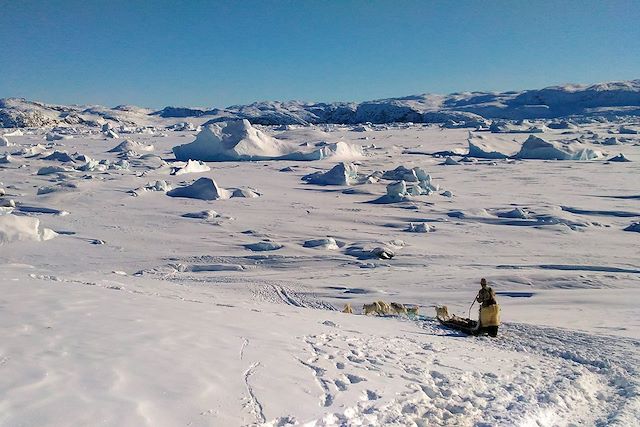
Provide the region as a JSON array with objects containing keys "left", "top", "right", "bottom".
[{"left": 435, "top": 304, "right": 500, "bottom": 337}]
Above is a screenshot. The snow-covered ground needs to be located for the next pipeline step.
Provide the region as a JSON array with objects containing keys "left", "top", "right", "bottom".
[{"left": 1, "top": 120, "right": 639, "bottom": 426}]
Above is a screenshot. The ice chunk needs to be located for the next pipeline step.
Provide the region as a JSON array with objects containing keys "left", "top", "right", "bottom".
[
  {"left": 45, "top": 132, "right": 72, "bottom": 141},
  {"left": 37, "top": 165, "right": 73, "bottom": 175},
  {"left": 619, "top": 126, "right": 639, "bottom": 135},
  {"left": 0, "top": 214, "right": 57, "bottom": 244},
  {"left": 467, "top": 134, "right": 519, "bottom": 159},
  {"left": 303, "top": 162, "right": 359, "bottom": 185},
  {"left": 170, "top": 159, "right": 211, "bottom": 176},
  {"left": 42, "top": 151, "right": 75, "bottom": 162},
  {"left": 497, "top": 208, "right": 531, "bottom": 219},
  {"left": 108, "top": 139, "right": 154, "bottom": 153},
  {"left": 182, "top": 210, "right": 219, "bottom": 219},
  {"left": 406, "top": 223, "right": 434, "bottom": 233},
  {"left": 624, "top": 222, "right": 640, "bottom": 232},
  {"left": 387, "top": 180, "right": 408, "bottom": 199},
  {"left": 441, "top": 157, "right": 460, "bottom": 166},
  {"left": 104, "top": 129, "right": 119, "bottom": 139},
  {"left": 167, "top": 177, "right": 232, "bottom": 200},
  {"left": 607, "top": 153, "right": 631, "bottom": 162},
  {"left": 602, "top": 137, "right": 621, "bottom": 146},
  {"left": 0, "top": 135, "right": 13, "bottom": 146},
  {"left": 515, "top": 135, "right": 602, "bottom": 160},
  {"left": 245, "top": 241, "right": 283, "bottom": 251},
  {"left": 303, "top": 238, "right": 340, "bottom": 250}
]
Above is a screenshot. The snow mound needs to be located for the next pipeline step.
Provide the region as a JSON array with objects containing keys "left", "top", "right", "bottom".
[
  {"left": 166, "top": 177, "right": 232, "bottom": 200},
  {"left": 303, "top": 162, "right": 360, "bottom": 185},
  {"left": 108, "top": 139, "right": 154, "bottom": 153},
  {"left": 0, "top": 214, "right": 57, "bottom": 244},
  {"left": 170, "top": 160, "right": 211, "bottom": 176},
  {"left": 467, "top": 134, "right": 519, "bottom": 159},
  {"left": 173, "top": 120, "right": 362, "bottom": 162},
  {"left": 515, "top": 135, "right": 602, "bottom": 160}
]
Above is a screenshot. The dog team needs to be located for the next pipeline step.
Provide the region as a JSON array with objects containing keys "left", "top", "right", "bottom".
[{"left": 342, "top": 301, "right": 418, "bottom": 317}]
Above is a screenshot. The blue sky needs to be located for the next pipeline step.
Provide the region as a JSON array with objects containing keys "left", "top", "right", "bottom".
[{"left": 1, "top": 0, "right": 638, "bottom": 108}]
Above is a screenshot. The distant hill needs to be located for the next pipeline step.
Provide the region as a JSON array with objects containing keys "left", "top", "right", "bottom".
[{"left": 3, "top": 79, "right": 640, "bottom": 128}]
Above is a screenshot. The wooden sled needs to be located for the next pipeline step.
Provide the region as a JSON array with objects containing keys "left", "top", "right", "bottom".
[{"left": 435, "top": 305, "right": 499, "bottom": 337}]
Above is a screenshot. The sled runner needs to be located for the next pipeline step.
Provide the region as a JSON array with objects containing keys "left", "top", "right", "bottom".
[{"left": 435, "top": 305, "right": 500, "bottom": 337}]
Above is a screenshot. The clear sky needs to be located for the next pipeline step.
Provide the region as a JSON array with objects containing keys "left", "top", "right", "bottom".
[{"left": 1, "top": 0, "right": 638, "bottom": 108}]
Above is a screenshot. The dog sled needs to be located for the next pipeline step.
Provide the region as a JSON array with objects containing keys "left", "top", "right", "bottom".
[{"left": 435, "top": 305, "right": 500, "bottom": 337}]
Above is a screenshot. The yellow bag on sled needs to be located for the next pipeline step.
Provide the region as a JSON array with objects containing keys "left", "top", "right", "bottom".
[{"left": 480, "top": 304, "right": 500, "bottom": 327}]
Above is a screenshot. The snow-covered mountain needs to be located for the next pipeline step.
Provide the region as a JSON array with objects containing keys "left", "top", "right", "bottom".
[{"left": 2, "top": 79, "right": 640, "bottom": 128}]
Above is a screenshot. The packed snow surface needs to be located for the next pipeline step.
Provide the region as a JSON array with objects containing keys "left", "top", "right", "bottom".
[{"left": 0, "top": 117, "right": 639, "bottom": 427}]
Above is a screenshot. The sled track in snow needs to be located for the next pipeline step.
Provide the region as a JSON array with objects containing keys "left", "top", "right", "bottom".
[
  {"left": 243, "top": 362, "right": 265, "bottom": 425},
  {"left": 425, "top": 319, "right": 640, "bottom": 426}
]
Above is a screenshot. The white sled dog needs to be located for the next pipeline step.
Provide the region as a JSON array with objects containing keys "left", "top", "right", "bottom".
[{"left": 342, "top": 303, "right": 354, "bottom": 314}]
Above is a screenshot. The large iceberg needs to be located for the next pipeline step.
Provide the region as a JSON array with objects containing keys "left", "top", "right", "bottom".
[
  {"left": 172, "top": 120, "right": 362, "bottom": 162},
  {"left": 514, "top": 135, "right": 602, "bottom": 160},
  {"left": 467, "top": 133, "right": 520, "bottom": 159}
]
